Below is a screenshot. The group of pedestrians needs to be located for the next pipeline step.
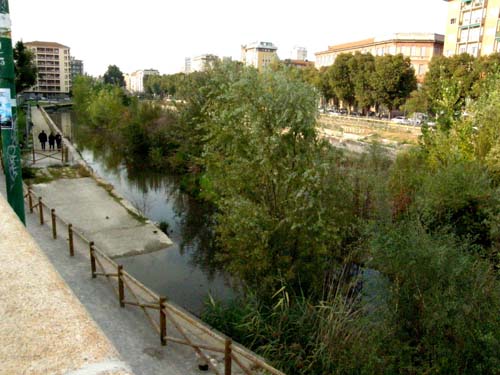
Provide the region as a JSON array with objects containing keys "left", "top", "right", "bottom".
[{"left": 38, "top": 130, "right": 62, "bottom": 151}]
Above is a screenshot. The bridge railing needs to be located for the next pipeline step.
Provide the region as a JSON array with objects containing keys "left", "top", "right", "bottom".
[{"left": 23, "top": 186, "right": 285, "bottom": 375}]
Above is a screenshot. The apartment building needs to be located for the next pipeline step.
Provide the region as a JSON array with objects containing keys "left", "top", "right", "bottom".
[
  {"left": 291, "top": 46, "right": 308, "bottom": 61},
  {"left": 315, "top": 33, "right": 444, "bottom": 82},
  {"left": 241, "top": 41, "right": 278, "bottom": 71},
  {"left": 190, "top": 54, "right": 219, "bottom": 72},
  {"left": 443, "top": 0, "right": 500, "bottom": 57},
  {"left": 126, "top": 69, "right": 160, "bottom": 93},
  {"left": 70, "top": 57, "right": 84, "bottom": 80},
  {"left": 25, "top": 41, "right": 71, "bottom": 97}
]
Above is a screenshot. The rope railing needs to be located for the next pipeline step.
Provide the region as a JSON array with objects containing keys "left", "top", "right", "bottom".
[{"left": 22, "top": 186, "right": 285, "bottom": 375}]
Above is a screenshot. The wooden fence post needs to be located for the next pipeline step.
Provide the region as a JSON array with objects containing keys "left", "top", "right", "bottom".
[
  {"left": 64, "top": 147, "right": 69, "bottom": 163},
  {"left": 160, "top": 297, "right": 167, "bottom": 346},
  {"left": 38, "top": 197, "right": 44, "bottom": 225},
  {"left": 32, "top": 144, "right": 35, "bottom": 163},
  {"left": 68, "top": 224, "right": 74, "bottom": 256},
  {"left": 225, "top": 339, "right": 232, "bottom": 375},
  {"left": 51, "top": 209, "right": 57, "bottom": 239},
  {"left": 28, "top": 188, "right": 33, "bottom": 213},
  {"left": 118, "top": 265, "right": 125, "bottom": 307},
  {"left": 89, "top": 242, "right": 96, "bottom": 278}
]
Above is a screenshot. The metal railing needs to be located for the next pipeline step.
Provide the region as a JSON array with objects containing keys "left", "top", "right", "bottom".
[{"left": 23, "top": 186, "right": 285, "bottom": 375}]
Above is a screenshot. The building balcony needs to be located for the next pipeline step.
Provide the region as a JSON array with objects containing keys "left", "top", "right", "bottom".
[
  {"left": 460, "top": 22, "right": 481, "bottom": 29},
  {"left": 461, "top": 0, "right": 485, "bottom": 10}
]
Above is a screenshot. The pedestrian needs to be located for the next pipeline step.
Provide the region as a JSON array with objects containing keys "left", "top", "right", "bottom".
[
  {"left": 38, "top": 130, "right": 47, "bottom": 150},
  {"left": 55, "top": 133, "right": 62, "bottom": 151},
  {"left": 48, "top": 132, "right": 55, "bottom": 151}
]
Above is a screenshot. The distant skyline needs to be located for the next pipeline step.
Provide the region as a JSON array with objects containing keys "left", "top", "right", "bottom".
[{"left": 10, "top": 0, "right": 448, "bottom": 77}]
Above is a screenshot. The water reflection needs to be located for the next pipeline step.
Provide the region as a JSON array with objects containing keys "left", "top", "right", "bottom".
[{"left": 49, "top": 111, "right": 237, "bottom": 315}]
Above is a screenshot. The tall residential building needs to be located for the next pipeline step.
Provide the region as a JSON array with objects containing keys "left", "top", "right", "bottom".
[
  {"left": 25, "top": 41, "right": 71, "bottom": 96},
  {"left": 291, "top": 46, "right": 308, "bottom": 61},
  {"left": 184, "top": 57, "right": 191, "bottom": 73},
  {"left": 443, "top": 0, "right": 500, "bottom": 57},
  {"left": 190, "top": 54, "right": 219, "bottom": 72},
  {"left": 70, "top": 57, "right": 84, "bottom": 80},
  {"left": 241, "top": 41, "right": 278, "bottom": 71},
  {"left": 315, "top": 33, "right": 444, "bottom": 82},
  {"left": 126, "top": 69, "right": 160, "bottom": 93}
]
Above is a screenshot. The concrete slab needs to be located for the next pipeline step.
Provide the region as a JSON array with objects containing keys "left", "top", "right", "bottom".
[{"left": 30, "top": 177, "right": 173, "bottom": 258}]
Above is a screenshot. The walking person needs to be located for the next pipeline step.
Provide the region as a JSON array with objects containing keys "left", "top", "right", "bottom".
[
  {"left": 48, "top": 132, "right": 55, "bottom": 151},
  {"left": 55, "top": 133, "right": 62, "bottom": 151},
  {"left": 38, "top": 130, "right": 47, "bottom": 150}
]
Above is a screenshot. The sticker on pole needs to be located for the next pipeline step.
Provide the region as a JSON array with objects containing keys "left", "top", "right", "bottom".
[{"left": 0, "top": 87, "right": 12, "bottom": 129}]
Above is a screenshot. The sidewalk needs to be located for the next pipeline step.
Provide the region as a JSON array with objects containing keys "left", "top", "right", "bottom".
[
  {"left": 0, "top": 176, "right": 206, "bottom": 375},
  {"left": 0, "top": 190, "right": 133, "bottom": 375}
]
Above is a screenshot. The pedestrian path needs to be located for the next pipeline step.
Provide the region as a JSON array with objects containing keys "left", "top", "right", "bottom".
[
  {"left": 27, "top": 106, "right": 66, "bottom": 168},
  {"left": 0, "top": 186, "right": 134, "bottom": 375}
]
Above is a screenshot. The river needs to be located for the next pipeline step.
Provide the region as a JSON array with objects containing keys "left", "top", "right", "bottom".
[{"left": 49, "top": 111, "right": 237, "bottom": 315}]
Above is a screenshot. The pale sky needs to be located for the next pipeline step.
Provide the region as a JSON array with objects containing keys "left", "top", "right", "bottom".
[{"left": 10, "top": 0, "right": 449, "bottom": 77}]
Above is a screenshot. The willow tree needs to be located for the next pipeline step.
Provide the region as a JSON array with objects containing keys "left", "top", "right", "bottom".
[{"left": 201, "top": 65, "right": 358, "bottom": 296}]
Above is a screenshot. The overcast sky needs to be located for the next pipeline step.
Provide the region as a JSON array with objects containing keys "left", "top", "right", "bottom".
[{"left": 10, "top": 0, "right": 449, "bottom": 77}]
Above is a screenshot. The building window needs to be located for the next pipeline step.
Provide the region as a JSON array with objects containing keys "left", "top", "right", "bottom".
[{"left": 451, "top": 18, "right": 456, "bottom": 24}]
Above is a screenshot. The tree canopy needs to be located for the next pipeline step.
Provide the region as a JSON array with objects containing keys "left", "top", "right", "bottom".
[
  {"left": 14, "top": 41, "right": 37, "bottom": 93},
  {"left": 103, "top": 64, "right": 125, "bottom": 87}
]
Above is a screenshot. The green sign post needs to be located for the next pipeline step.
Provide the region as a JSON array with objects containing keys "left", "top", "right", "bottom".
[{"left": 0, "top": 0, "right": 25, "bottom": 224}]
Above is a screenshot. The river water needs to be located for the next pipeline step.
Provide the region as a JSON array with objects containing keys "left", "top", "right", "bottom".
[{"left": 49, "top": 111, "right": 237, "bottom": 315}]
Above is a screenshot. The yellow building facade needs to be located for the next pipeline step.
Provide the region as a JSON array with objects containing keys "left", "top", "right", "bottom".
[
  {"left": 444, "top": 0, "right": 500, "bottom": 56},
  {"left": 315, "top": 33, "right": 444, "bottom": 83},
  {"left": 25, "top": 41, "right": 72, "bottom": 96},
  {"left": 241, "top": 41, "right": 278, "bottom": 71}
]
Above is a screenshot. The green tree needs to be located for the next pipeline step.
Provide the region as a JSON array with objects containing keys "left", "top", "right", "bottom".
[
  {"left": 371, "top": 54, "right": 417, "bottom": 114},
  {"left": 328, "top": 53, "right": 355, "bottom": 111},
  {"left": 317, "top": 66, "right": 337, "bottom": 104},
  {"left": 423, "top": 54, "right": 478, "bottom": 115},
  {"left": 103, "top": 64, "right": 125, "bottom": 87},
  {"left": 349, "top": 52, "right": 375, "bottom": 113},
  {"left": 372, "top": 224, "right": 500, "bottom": 374},
  {"left": 202, "top": 66, "right": 359, "bottom": 296},
  {"left": 13, "top": 40, "right": 37, "bottom": 93}
]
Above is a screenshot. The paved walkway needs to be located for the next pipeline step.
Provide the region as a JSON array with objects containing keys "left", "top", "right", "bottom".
[
  {"left": 0, "top": 176, "right": 207, "bottom": 375},
  {"left": 0, "top": 191, "right": 133, "bottom": 375},
  {"left": 27, "top": 106, "right": 69, "bottom": 168}
]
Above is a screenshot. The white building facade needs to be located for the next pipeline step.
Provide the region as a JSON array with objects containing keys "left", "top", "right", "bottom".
[{"left": 126, "top": 69, "right": 160, "bottom": 93}]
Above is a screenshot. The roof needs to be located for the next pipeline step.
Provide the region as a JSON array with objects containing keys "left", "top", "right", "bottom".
[
  {"left": 319, "top": 33, "right": 445, "bottom": 55},
  {"left": 25, "top": 41, "right": 70, "bottom": 49},
  {"left": 328, "top": 38, "right": 375, "bottom": 52}
]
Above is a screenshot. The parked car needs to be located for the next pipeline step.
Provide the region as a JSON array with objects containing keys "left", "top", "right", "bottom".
[
  {"left": 391, "top": 116, "right": 410, "bottom": 125},
  {"left": 338, "top": 108, "right": 348, "bottom": 115}
]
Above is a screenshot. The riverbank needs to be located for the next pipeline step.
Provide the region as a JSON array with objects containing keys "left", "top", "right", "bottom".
[{"left": 28, "top": 106, "right": 173, "bottom": 258}]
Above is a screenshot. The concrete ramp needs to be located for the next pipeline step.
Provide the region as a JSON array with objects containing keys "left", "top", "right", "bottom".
[{"left": 31, "top": 177, "right": 173, "bottom": 258}]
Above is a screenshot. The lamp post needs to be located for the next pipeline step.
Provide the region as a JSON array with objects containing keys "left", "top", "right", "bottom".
[{"left": 0, "top": 0, "right": 25, "bottom": 224}]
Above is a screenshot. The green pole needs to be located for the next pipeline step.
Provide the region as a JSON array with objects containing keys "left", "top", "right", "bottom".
[{"left": 0, "top": 0, "right": 25, "bottom": 224}]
